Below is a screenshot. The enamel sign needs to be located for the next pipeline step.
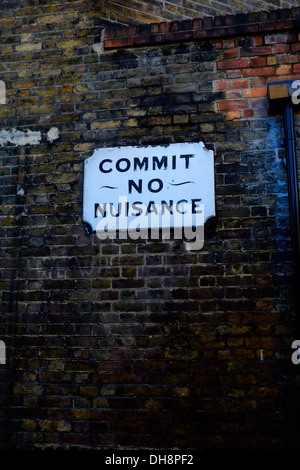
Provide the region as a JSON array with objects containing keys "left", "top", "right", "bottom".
[{"left": 83, "top": 142, "right": 215, "bottom": 248}]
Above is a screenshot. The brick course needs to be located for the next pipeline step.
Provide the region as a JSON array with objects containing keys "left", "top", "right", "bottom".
[
  {"left": 97, "top": 1, "right": 300, "bottom": 25},
  {"left": 0, "top": 0, "right": 300, "bottom": 451}
]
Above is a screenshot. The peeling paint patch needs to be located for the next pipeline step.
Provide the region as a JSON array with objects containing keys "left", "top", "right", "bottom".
[
  {"left": 0, "top": 128, "right": 42, "bottom": 147},
  {"left": 92, "top": 43, "right": 104, "bottom": 55},
  {"left": 47, "top": 127, "right": 60, "bottom": 143},
  {"left": 17, "top": 184, "right": 25, "bottom": 196},
  {"left": 92, "top": 29, "right": 105, "bottom": 55},
  {"left": 0, "top": 127, "right": 60, "bottom": 147}
]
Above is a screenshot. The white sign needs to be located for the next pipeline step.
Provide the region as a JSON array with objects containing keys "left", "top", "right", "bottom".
[{"left": 83, "top": 142, "right": 215, "bottom": 241}]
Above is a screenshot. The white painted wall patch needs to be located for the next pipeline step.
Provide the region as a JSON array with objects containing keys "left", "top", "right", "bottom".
[{"left": 0, "top": 127, "right": 60, "bottom": 147}]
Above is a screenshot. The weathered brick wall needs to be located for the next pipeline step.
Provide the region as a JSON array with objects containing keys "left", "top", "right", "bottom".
[
  {"left": 1, "top": 1, "right": 300, "bottom": 450},
  {"left": 99, "top": 0, "right": 300, "bottom": 24}
]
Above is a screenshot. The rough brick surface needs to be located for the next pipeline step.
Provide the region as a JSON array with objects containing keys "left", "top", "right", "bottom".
[
  {"left": 97, "top": 1, "right": 300, "bottom": 24},
  {"left": 0, "top": 0, "right": 300, "bottom": 451}
]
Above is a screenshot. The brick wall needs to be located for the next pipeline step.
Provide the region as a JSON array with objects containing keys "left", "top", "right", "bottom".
[
  {"left": 99, "top": 0, "right": 300, "bottom": 24},
  {"left": 1, "top": 1, "right": 300, "bottom": 450}
]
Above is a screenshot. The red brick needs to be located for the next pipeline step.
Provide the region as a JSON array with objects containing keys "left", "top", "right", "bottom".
[
  {"left": 251, "top": 97, "right": 268, "bottom": 108},
  {"left": 243, "top": 109, "right": 254, "bottom": 118},
  {"left": 105, "top": 27, "right": 116, "bottom": 40},
  {"left": 274, "top": 44, "right": 290, "bottom": 54},
  {"left": 128, "top": 26, "right": 138, "bottom": 37},
  {"left": 265, "top": 33, "right": 297, "bottom": 44},
  {"left": 241, "top": 46, "right": 272, "bottom": 56},
  {"left": 262, "top": 19, "right": 294, "bottom": 32},
  {"left": 243, "top": 66, "right": 275, "bottom": 77},
  {"left": 277, "top": 54, "right": 298, "bottom": 65},
  {"left": 192, "top": 18, "right": 203, "bottom": 29},
  {"left": 115, "top": 26, "right": 130, "bottom": 39},
  {"left": 134, "top": 35, "right": 152, "bottom": 45},
  {"left": 224, "top": 49, "right": 239, "bottom": 59},
  {"left": 250, "top": 57, "right": 266, "bottom": 67},
  {"left": 218, "top": 99, "right": 249, "bottom": 110},
  {"left": 217, "top": 79, "right": 248, "bottom": 90},
  {"left": 158, "top": 22, "right": 170, "bottom": 33},
  {"left": 293, "top": 64, "right": 300, "bottom": 73},
  {"left": 104, "top": 37, "right": 134, "bottom": 48},
  {"left": 267, "top": 73, "right": 300, "bottom": 83},
  {"left": 251, "top": 36, "right": 264, "bottom": 46},
  {"left": 250, "top": 77, "right": 266, "bottom": 87},
  {"left": 217, "top": 81, "right": 228, "bottom": 90},
  {"left": 218, "top": 59, "right": 249, "bottom": 70},
  {"left": 232, "top": 79, "right": 249, "bottom": 88},
  {"left": 226, "top": 90, "right": 243, "bottom": 99},
  {"left": 291, "top": 43, "right": 300, "bottom": 53},
  {"left": 243, "top": 87, "right": 267, "bottom": 98},
  {"left": 226, "top": 110, "right": 242, "bottom": 120},
  {"left": 226, "top": 70, "right": 243, "bottom": 78},
  {"left": 276, "top": 65, "right": 292, "bottom": 75},
  {"left": 165, "top": 31, "right": 195, "bottom": 42},
  {"left": 251, "top": 108, "right": 269, "bottom": 118}
]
